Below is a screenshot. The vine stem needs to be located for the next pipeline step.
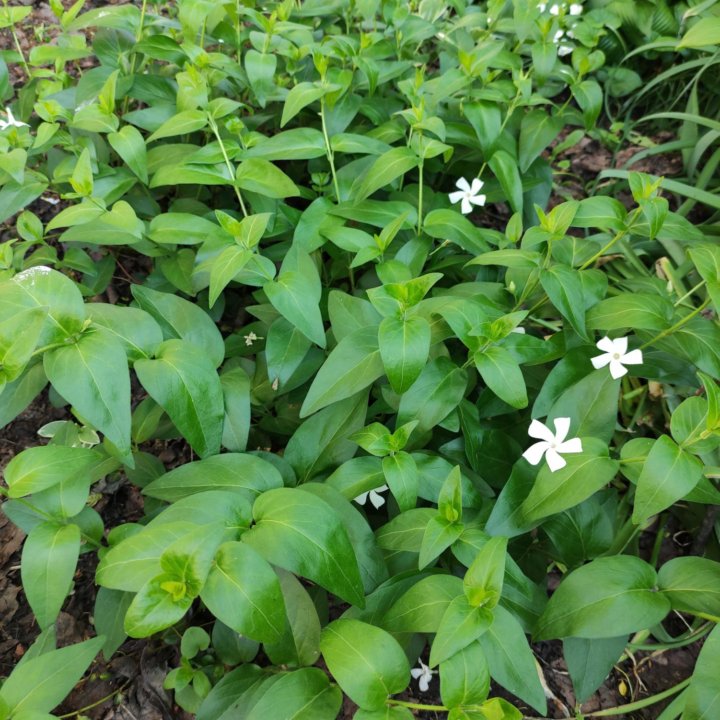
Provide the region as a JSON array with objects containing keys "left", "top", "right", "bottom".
[
  {"left": 209, "top": 117, "right": 248, "bottom": 216},
  {"left": 639, "top": 297, "right": 711, "bottom": 350},
  {"left": 320, "top": 98, "right": 341, "bottom": 202},
  {"left": 3, "top": 0, "right": 31, "bottom": 79},
  {"left": 584, "top": 677, "right": 691, "bottom": 717},
  {"left": 57, "top": 679, "right": 132, "bottom": 718}
]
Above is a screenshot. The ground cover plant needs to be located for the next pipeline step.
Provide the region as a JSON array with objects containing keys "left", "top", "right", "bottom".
[{"left": 1, "top": 0, "right": 720, "bottom": 718}]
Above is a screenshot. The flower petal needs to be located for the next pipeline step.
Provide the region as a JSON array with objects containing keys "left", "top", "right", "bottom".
[
  {"left": 448, "top": 190, "right": 465, "bottom": 204},
  {"left": 456, "top": 177, "right": 471, "bottom": 192},
  {"left": 609, "top": 359, "right": 628, "bottom": 379},
  {"left": 557, "top": 437, "right": 582, "bottom": 454},
  {"left": 596, "top": 336, "right": 615, "bottom": 353},
  {"left": 460, "top": 197, "right": 473, "bottom": 214},
  {"left": 553, "top": 417, "right": 571, "bottom": 444},
  {"left": 570, "top": 3, "right": 583, "bottom": 14},
  {"left": 419, "top": 676, "right": 430, "bottom": 692},
  {"left": 523, "top": 441, "right": 549, "bottom": 465},
  {"left": 621, "top": 349, "right": 643, "bottom": 366},
  {"left": 528, "top": 418, "right": 555, "bottom": 442},
  {"left": 411, "top": 668, "right": 423, "bottom": 679},
  {"left": 469, "top": 194, "right": 486, "bottom": 207},
  {"left": 591, "top": 352, "right": 612, "bottom": 369},
  {"left": 612, "top": 336, "right": 628, "bottom": 355},
  {"left": 369, "top": 490, "right": 386, "bottom": 509},
  {"left": 354, "top": 492, "right": 369, "bottom": 505},
  {"left": 545, "top": 447, "right": 567, "bottom": 472},
  {"left": 558, "top": 45, "right": 573, "bottom": 56},
  {"left": 470, "top": 178, "right": 484, "bottom": 194}
]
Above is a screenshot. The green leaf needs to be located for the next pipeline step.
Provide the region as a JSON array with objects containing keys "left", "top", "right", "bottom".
[
  {"left": 145, "top": 453, "right": 281, "bottom": 505},
  {"left": 131, "top": 285, "right": 225, "bottom": 368},
  {"left": 423, "top": 209, "right": 493, "bottom": 255},
  {"left": 264, "top": 250, "right": 325, "bottom": 348},
  {"left": 266, "top": 317, "right": 313, "bottom": 391},
  {"left": 321, "top": 619, "right": 409, "bottom": 710},
  {"left": 677, "top": 18, "right": 720, "bottom": 48},
  {"left": 0, "top": 636, "right": 104, "bottom": 715},
  {"left": 147, "top": 110, "right": 207, "bottom": 142},
  {"left": 108, "top": 124, "right": 148, "bottom": 183},
  {"left": 21, "top": 522, "right": 80, "bottom": 630},
  {"left": 384, "top": 574, "right": 463, "bottom": 633},
  {"left": 586, "top": 294, "right": 673, "bottom": 331},
  {"left": 5, "top": 445, "right": 103, "bottom": 498},
  {"left": 658, "top": 556, "right": 720, "bottom": 620},
  {"left": 264, "top": 570, "right": 322, "bottom": 668},
  {"left": 94, "top": 588, "right": 133, "bottom": 660},
  {"left": 397, "top": 358, "right": 467, "bottom": 436},
  {"left": 245, "top": 49, "right": 276, "bottom": 108},
  {"left": 0, "top": 266, "right": 85, "bottom": 346},
  {"left": 208, "top": 246, "right": 251, "bottom": 308},
  {"left": 87, "top": 304, "right": 163, "bottom": 363},
  {"left": 479, "top": 606, "right": 547, "bottom": 714},
  {"left": 281, "top": 82, "right": 327, "bottom": 126},
  {"left": 463, "top": 536, "right": 507, "bottom": 610},
  {"left": 688, "top": 244, "right": 720, "bottom": 314},
  {"left": 535, "top": 556, "right": 671, "bottom": 640},
  {"left": 124, "top": 573, "right": 193, "bottom": 637},
  {"left": 243, "top": 488, "right": 365, "bottom": 606},
  {"left": 564, "top": 636, "right": 628, "bottom": 704},
  {"left": 201, "top": 541, "right": 286, "bottom": 643},
  {"left": 521, "top": 438, "right": 619, "bottom": 522},
  {"left": 429, "top": 595, "right": 493, "bottom": 667},
  {"left": 379, "top": 315, "right": 431, "bottom": 394},
  {"left": 540, "top": 265, "right": 589, "bottom": 340},
  {"left": 350, "top": 147, "right": 419, "bottom": 203},
  {"left": 135, "top": 339, "right": 224, "bottom": 458},
  {"left": 519, "top": 110, "right": 563, "bottom": 174},
  {"left": 246, "top": 668, "right": 341, "bottom": 720},
  {"left": 419, "top": 517, "right": 464, "bottom": 569},
  {"left": 44, "top": 328, "right": 131, "bottom": 460},
  {"left": 236, "top": 159, "right": 299, "bottom": 198},
  {"left": 474, "top": 346, "right": 527, "bottom": 409},
  {"left": 301, "top": 326, "right": 383, "bottom": 417},
  {"left": 632, "top": 435, "right": 703, "bottom": 524},
  {"left": 285, "top": 392, "right": 368, "bottom": 483},
  {"left": 439, "top": 643, "right": 490, "bottom": 709},
  {"left": 681, "top": 624, "right": 720, "bottom": 719},
  {"left": 243, "top": 128, "right": 326, "bottom": 160},
  {"left": 488, "top": 150, "right": 522, "bottom": 214},
  {"left": 382, "top": 451, "right": 418, "bottom": 512},
  {"left": 221, "top": 367, "right": 251, "bottom": 453}
]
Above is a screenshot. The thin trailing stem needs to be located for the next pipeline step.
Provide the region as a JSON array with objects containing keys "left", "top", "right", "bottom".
[
  {"left": 209, "top": 116, "right": 248, "bottom": 216},
  {"left": 3, "top": 0, "right": 31, "bottom": 79},
  {"left": 320, "top": 98, "right": 341, "bottom": 202},
  {"left": 639, "top": 296, "right": 711, "bottom": 350}
]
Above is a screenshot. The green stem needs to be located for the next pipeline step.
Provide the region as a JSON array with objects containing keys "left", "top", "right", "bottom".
[
  {"left": 585, "top": 678, "right": 691, "bottom": 717},
  {"left": 320, "top": 98, "right": 341, "bottom": 202},
  {"left": 639, "top": 297, "right": 711, "bottom": 350},
  {"left": 3, "top": 0, "right": 30, "bottom": 79},
  {"left": 57, "top": 679, "right": 132, "bottom": 718},
  {"left": 387, "top": 699, "right": 449, "bottom": 712},
  {"left": 209, "top": 117, "right": 248, "bottom": 216},
  {"left": 579, "top": 207, "right": 644, "bottom": 271},
  {"left": 674, "top": 278, "right": 706, "bottom": 307},
  {"left": 417, "top": 155, "right": 424, "bottom": 237}
]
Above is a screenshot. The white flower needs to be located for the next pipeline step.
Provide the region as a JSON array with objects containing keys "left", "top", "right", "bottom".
[
  {"left": 511, "top": 326, "right": 526, "bottom": 334},
  {"left": 569, "top": 3, "right": 583, "bottom": 15},
  {"left": 523, "top": 417, "right": 582, "bottom": 472},
  {"left": 244, "top": 331, "right": 258, "bottom": 346},
  {"left": 553, "top": 30, "right": 573, "bottom": 56},
  {"left": 410, "top": 660, "right": 434, "bottom": 692},
  {"left": 591, "top": 336, "right": 643, "bottom": 379},
  {"left": 549, "top": 3, "right": 561, "bottom": 14},
  {"left": 0, "top": 107, "right": 28, "bottom": 131},
  {"left": 354, "top": 484, "right": 388, "bottom": 509},
  {"left": 449, "top": 177, "right": 486, "bottom": 215},
  {"left": 538, "top": 2, "right": 547, "bottom": 10}
]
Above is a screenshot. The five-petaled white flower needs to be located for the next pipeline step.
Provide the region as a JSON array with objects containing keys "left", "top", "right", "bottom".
[
  {"left": 449, "top": 177, "right": 486, "bottom": 215},
  {"left": 0, "top": 107, "right": 28, "bottom": 131},
  {"left": 591, "top": 336, "right": 643, "bottom": 379},
  {"left": 523, "top": 417, "right": 582, "bottom": 472},
  {"left": 354, "top": 484, "right": 388, "bottom": 509},
  {"left": 410, "top": 659, "right": 434, "bottom": 693},
  {"left": 554, "top": 30, "right": 573, "bottom": 55}
]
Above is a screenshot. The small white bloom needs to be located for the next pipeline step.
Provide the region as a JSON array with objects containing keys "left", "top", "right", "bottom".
[
  {"left": 591, "top": 336, "right": 643, "bottom": 379},
  {"left": 549, "top": 3, "right": 561, "bottom": 15},
  {"left": 354, "top": 484, "right": 388, "bottom": 509},
  {"left": 538, "top": 2, "right": 547, "bottom": 11},
  {"left": 553, "top": 30, "right": 573, "bottom": 56},
  {"left": 569, "top": 3, "right": 583, "bottom": 15},
  {"left": 511, "top": 326, "right": 526, "bottom": 334},
  {"left": 449, "top": 177, "right": 486, "bottom": 215},
  {"left": 523, "top": 417, "right": 582, "bottom": 472},
  {"left": 244, "top": 331, "right": 258, "bottom": 346},
  {"left": 0, "top": 107, "right": 29, "bottom": 131},
  {"left": 410, "top": 659, "right": 434, "bottom": 693}
]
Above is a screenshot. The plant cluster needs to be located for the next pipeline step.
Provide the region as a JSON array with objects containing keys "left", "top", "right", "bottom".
[{"left": 1, "top": 1, "right": 720, "bottom": 719}]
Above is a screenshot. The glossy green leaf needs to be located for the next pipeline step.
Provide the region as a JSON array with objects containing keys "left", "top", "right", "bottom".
[
  {"left": 321, "top": 619, "right": 410, "bottom": 710},
  {"left": 350, "top": 147, "right": 419, "bottom": 203},
  {"left": 658, "top": 557, "right": 720, "bottom": 619},
  {"left": 378, "top": 315, "right": 431, "bottom": 394},
  {"left": 236, "top": 159, "right": 299, "bottom": 198},
  {"left": 135, "top": 339, "right": 224, "bottom": 458},
  {"left": 382, "top": 451, "right": 418, "bottom": 512},
  {"left": 681, "top": 624, "right": 720, "bottom": 719},
  {"left": 429, "top": 595, "right": 493, "bottom": 667},
  {"left": 439, "top": 642, "right": 490, "bottom": 709},
  {"left": 108, "top": 124, "right": 148, "bottom": 183},
  {"left": 564, "top": 636, "right": 628, "bottom": 704},
  {"left": 474, "top": 345, "right": 527, "bottom": 409}
]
